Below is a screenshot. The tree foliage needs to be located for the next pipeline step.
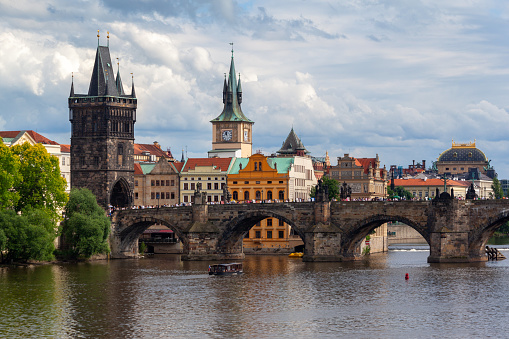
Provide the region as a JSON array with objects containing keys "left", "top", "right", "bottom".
[
  {"left": 388, "top": 186, "right": 414, "bottom": 200},
  {"left": 0, "top": 208, "right": 56, "bottom": 263},
  {"left": 491, "top": 177, "right": 504, "bottom": 199},
  {"left": 62, "top": 188, "right": 111, "bottom": 259},
  {"left": 11, "top": 142, "right": 68, "bottom": 218},
  {"left": 0, "top": 141, "right": 21, "bottom": 209},
  {"left": 310, "top": 176, "right": 340, "bottom": 201}
]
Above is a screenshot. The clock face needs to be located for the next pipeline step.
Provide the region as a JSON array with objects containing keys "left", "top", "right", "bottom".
[
  {"left": 222, "top": 130, "right": 232, "bottom": 141},
  {"left": 244, "top": 129, "right": 249, "bottom": 141}
]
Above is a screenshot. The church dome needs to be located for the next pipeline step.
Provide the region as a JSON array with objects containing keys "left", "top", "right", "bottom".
[{"left": 437, "top": 141, "right": 487, "bottom": 162}]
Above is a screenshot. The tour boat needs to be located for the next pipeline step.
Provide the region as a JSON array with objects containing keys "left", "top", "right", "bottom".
[
  {"left": 208, "top": 263, "right": 243, "bottom": 276},
  {"left": 288, "top": 252, "right": 304, "bottom": 258}
]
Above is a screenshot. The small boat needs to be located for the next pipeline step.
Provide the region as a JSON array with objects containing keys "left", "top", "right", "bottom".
[
  {"left": 288, "top": 252, "right": 304, "bottom": 258},
  {"left": 208, "top": 263, "right": 243, "bottom": 276}
]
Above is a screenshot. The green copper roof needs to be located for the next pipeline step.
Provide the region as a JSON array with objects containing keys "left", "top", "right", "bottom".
[
  {"left": 268, "top": 157, "right": 294, "bottom": 173},
  {"left": 211, "top": 53, "right": 253, "bottom": 123},
  {"left": 229, "top": 158, "right": 250, "bottom": 174},
  {"left": 139, "top": 163, "right": 156, "bottom": 175}
]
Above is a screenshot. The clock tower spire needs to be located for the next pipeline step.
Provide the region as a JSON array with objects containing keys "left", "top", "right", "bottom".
[{"left": 209, "top": 44, "right": 254, "bottom": 158}]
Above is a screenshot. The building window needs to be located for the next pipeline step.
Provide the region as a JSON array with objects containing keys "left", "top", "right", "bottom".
[
  {"left": 244, "top": 191, "right": 250, "bottom": 200},
  {"left": 267, "top": 231, "right": 272, "bottom": 239},
  {"left": 171, "top": 180, "right": 175, "bottom": 186},
  {"left": 191, "top": 183, "right": 195, "bottom": 190},
  {"left": 135, "top": 192, "right": 138, "bottom": 199},
  {"left": 151, "top": 192, "right": 155, "bottom": 199},
  {"left": 267, "top": 190, "right": 273, "bottom": 200},
  {"left": 279, "top": 219, "right": 284, "bottom": 226},
  {"left": 156, "top": 180, "right": 160, "bottom": 186},
  {"left": 279, "top": 181, "right": 283, "bottom": 184},
  {"left": 184, "top": 183, "right": 188, "bottom": 190},
  {"left": 214, "top": 183, "right": 219, "bottom": 190},
  {"left": 166, "top": 192, "right": 170, "bottom": 199},
  {"left": 233, "top": 191, "right": 238, "bottom": 200},
  {"left": 279, "top": 190, "right": 284, "bottom": 200},
  {"left": 151, "top": 180, "right": 155, "bottom": 186},
  {"left": 255, "top": 231, "right": 261, "bottom": 238},
  {"left": 256, "top": 191, "right": 261, "bottom": 200},
  {"left": 245, "top": 181, "right": 249, "bottom": 184},
  {"left": 233, "top": 181, "right": 238, "bottom": 184},
  {"left": 117, "top": 143, "right": 124, "bottom": 166},
  {"left": 184, "top": 196, "right": 188, "bottom": 202},
  {"left": 267, "top": 218, "right": 273, "bottom": 227},
  {"left": 171, "top": 192, "right": 175, "bottom": 199},
  {"left": 161, "top": 180, "right": 165, "bottom": 186},
  {"left": 135, "top": 180, "right": 138, "bottom": 187},
  {"left": 62, "top": 157, "right": 65, "bottom": 166},
  {"left": 267, "top": 181, "right": 272, "bottom": 184},
  {"left": 279, "top": 231, "right": 284, "bottom": 238},
  {"left": 214, "top": 195, "right": 219, "bottom": 202},
  {"left": 207, "top": 196, "right": 212, "bottom": 202},
  {"left": 207, "top": 183, "right": 212, "bottom": 190},
  {"left": 166, "top": 180, "right": 170, "bottom": 186}
]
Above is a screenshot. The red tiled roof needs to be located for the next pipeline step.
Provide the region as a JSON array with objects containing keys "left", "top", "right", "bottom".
[
  {"left": 60, "top": 144, "right": 70, "bottom": 153},
  {"left": 134, "top": 163, "right": 143, "bottom": 175},
  {"left": 182, "top": 158, "right": 232, "bottom": 172},
  {"left": 134, "top": 143, "right": 169, "bottom": 158},
  {"left": 26, "top": 130, "right": 59, "bottom": 145},
  {"left": 173, "top": 162, "right": 185, "bottom": 172},
  {"left": 356, "top": 158, "right": 377, "bottom": 174},
  {"left": 393, "top": 178, "right": 470, "bottom": 187},
  {"left": 0, "top": 130, "right": 59, "bottom": 145}
]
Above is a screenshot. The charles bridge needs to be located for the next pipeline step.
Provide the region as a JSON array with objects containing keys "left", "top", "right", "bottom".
[{"left": 110, "top": 192, "right": 509, "bottom": 263}]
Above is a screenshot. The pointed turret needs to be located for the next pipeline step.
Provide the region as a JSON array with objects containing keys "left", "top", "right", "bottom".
[
  {"left": 277, "top": 127, "right": 309, "bottom": 156},
  {"left": 237, "top": 73, "right": 242, "bottom": 104},
  {"left": 131, "top": 75, "right": 136, "bottom": 98},
  {"left": 181, "top": 149, "right": 185, "bottom": 162},
  {"left": 211, "top": 48, "right": 252, "bottom": 123},
  {"left": 70, "top": 74, "right": 75, "bottom": 97},
  {"left": 116, "top": 66, "right": 125, "bottom": 96}
]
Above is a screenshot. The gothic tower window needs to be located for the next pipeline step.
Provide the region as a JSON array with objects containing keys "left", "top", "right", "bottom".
[{"left": 118, "top": 144, "right": 124, "bottom": 166}]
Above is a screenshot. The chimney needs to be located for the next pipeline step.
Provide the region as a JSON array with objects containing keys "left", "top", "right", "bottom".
[
  {"left": 422, "top": 160, "right": 426, "bottom": 169},
  {"left": 153, "top": 141, "right": 160, "bottom": 149}
]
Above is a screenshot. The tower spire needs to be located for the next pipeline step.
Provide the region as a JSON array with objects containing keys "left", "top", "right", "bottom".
[
  {"left": 107, "top": 31, "right": 110, "bottom": 47},
  {"left": 70, "top": 72, "right": 74, "bottom": 97},
  {"left": 97, "top": 30, "right": 100, "bottom": 46},
  {"left": 116, "top": 58, "right": 125, "bottom": 95},
  {"left": 131, "top": 73, "right": 136, "bottom": 98}
]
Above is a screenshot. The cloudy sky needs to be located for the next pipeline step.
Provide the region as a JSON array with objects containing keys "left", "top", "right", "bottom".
[{"left": 2, "top": 1, "right": 509, "bottom": 177}]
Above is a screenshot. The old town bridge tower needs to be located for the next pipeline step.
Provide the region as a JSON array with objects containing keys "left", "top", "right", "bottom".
[{"left": 68, "top": 33, "right": 136, "bottom": 208}]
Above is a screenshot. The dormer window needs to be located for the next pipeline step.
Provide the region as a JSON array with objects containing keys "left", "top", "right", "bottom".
[
  {"left": 468, "top": 152, "right": 472, "bottom": 157},
  {"left": 453, "top": 152, "right": 457, "bottom": 158}
]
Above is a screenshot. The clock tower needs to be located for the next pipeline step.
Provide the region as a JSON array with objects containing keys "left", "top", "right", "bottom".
[{"left": 208, "top": 46, "right": 253, "bottom": 158}]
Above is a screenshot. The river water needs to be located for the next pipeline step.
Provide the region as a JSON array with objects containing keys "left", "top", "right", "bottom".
[{"left": 1, "top": 246, "right": 509, "bottom": 338}]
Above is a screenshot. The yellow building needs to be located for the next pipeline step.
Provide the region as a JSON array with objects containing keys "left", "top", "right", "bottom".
[
  {"left": 393, "top": 178, "right": 470, "bottom": 199},
  {"left": 180, "top": 158, "right": 233, "bottom": 204}
]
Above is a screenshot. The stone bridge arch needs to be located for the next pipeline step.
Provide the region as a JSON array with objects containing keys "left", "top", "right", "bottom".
[
  {"left": 341, "top": 214, "right": 429, "bottom": 255},
  {"left": 113, "top": 215, "right": 189, "bottom": 256},
  {"left": 217, "top": 210, "right": 306, "bottom": 250},
  {"left": 468, "top": 209, "right": 509, "bottom": 257}
]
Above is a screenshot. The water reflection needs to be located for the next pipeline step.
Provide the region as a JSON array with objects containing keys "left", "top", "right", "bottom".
[{"left": 1, "top": 251, "right": 509, "bottom": 338}]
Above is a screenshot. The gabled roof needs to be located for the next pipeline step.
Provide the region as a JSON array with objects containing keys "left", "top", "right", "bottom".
[
  {"left": 277, "top": 128, "right": 309, "bottom": 155},
  {"left": 356, "top": 158, "right": 377, "bottom": 174},
  {"left": 173, "top": 162, "right": 185, "bottom": 172},
  {"left": 181, "top": 158, "right": 233, "bottom": 172},
  {"left": 0, "top": 130, "right": 59, "bottom": 146},
  {"left": 134, "top": 143, "right": 169, "bottom": 158},
  {"left": 60, "top": 144, "right": 70, "bottom": 153},
  {"left": 134, "top": 163, "right": 143, "bottom": 175}
]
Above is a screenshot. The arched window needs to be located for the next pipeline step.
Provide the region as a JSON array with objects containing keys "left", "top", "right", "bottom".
[
  {"left": 267, "top": 190, "right": 273, "bottom": 200},
  {"left": 244, "top": 191, "right": 250, "bottom": 201},
  {"left": 259, "top": 162, "right": 262, "bottom": 170},
  {"left": 279, "top": 190, "right": 285, "bottom": 200},
  {"left": 233, "top": 191, "right": 238, "bottom": 201},
  {"left": 256, "top": 191, "right": 261, "bottom": 200},
  {"left": 254, "top": 162, "right": 258, "bottom": 171}
]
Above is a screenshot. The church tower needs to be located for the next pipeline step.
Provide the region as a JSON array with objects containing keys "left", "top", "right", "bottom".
[
  {"left": 208, "top": 45, "right": 254, "bottom": 158},
  {"left": 68, "top": 32, "right": 136, "bottom": 208}
]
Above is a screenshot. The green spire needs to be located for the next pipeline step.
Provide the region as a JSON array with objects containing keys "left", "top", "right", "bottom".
[{"left": 211, "top": 45, "right": 252, "bottom": 123}]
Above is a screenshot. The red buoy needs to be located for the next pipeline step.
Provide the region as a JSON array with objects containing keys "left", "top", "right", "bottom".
[{"left": 405, "top": 273, "right": 409, "bottom": 280}]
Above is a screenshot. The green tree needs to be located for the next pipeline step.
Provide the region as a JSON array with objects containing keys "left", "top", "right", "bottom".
[
  {"left": 0, "top": 208, "right": 56, "bottom": 263},
  {"left": 310, "top": 176, "right": 340, "bottom": 201},
  {"left": 388, "top": 186, "right": 414, "bottom": 200},
  {"left": 491, "top": 177, "right": 504, "bottom": 199},
  {"left": 0, "top": 140, "right": 21, "bottom": 209},
  {"left": 11, "top": 142, "right": 68, "bottom": 219},
  {"left": 62, "top": 188, "right": 111, "bottom": 259}
]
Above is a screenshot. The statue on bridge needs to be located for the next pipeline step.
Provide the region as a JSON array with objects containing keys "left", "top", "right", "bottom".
[
  {"left": 314, "top": 179, "right": 329, "bottom": 202},
  {"left": 340, "top": 182, "right": 352, "bottom": 200},
  {"left": 222, "top": 184, "right": 232, "bottom": 203},
  {"left": 193, "top": 182, "right": 207, "bottom": 204}
]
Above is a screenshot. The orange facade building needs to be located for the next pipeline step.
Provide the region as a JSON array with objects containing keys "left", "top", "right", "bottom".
[{"left": 227, "top": 154, "right": 302, "bottom": 252}]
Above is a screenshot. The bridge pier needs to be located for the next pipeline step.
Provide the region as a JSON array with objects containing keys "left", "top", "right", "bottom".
[{"left": 302, "top": 223, "right": 345, "bottom": 262}]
